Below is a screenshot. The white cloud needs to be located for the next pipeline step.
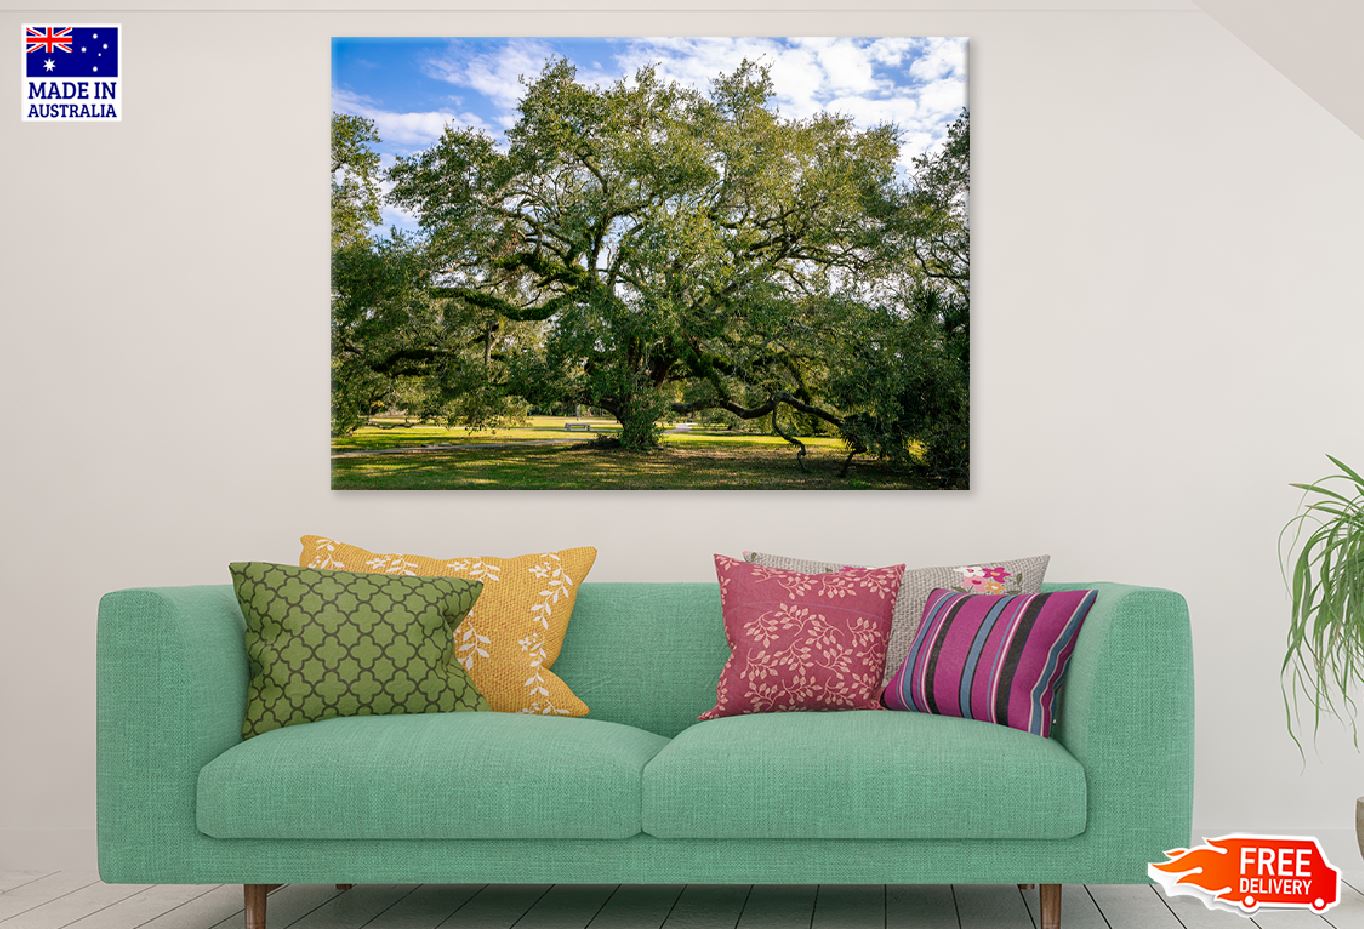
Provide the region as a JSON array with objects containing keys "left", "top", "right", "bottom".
[
  {"left": 333, "top": 88, "right": 487, "bottom": 148},
  {"left": 825, "top": 93, "right": 918, "bottom": 128},
  {"left": 814, "top": 41, "right": 878, "bottom": 94},
  {"left": 423, "top": 39, "right": 555, "bottom": 120},
  {"left": 908, "top": 36, "right": 966, "bottom": 82},
  {"left": 914, "top": 76, "right": 968, "bottom": 119},
  {"left": 867, "top": 37, "right": 915, "bottom": 66}
]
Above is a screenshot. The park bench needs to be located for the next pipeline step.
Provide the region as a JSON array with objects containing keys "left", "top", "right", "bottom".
[{"left": 564, "top": 422, "right": 593, "bottom": 432}]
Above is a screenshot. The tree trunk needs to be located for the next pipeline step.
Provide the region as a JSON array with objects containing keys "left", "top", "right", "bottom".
[
  {"left": 611, "top": 382, "right": 666, "bottom": 450},
  {"left": 618, "top": 406, "right": 662, "bottom": 449},
  {"left": 769, "top": 404, "right": 808, "bottom": 470}
]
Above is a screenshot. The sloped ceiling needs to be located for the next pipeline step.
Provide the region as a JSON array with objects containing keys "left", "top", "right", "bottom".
[{"left": 1194, "top": 0, "right": 1364, "bottom": 140}]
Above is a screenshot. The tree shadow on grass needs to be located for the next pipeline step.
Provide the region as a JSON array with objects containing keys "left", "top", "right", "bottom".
[{"left": 331, "top": 444, "right": 939, "bottom": 490}]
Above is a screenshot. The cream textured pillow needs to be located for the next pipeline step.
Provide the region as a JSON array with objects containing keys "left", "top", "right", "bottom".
[
  {"left": 300, "top": 536, "right": 596, "bottom": 716},
  {"left": 744, "top": 551, "right": 1050, "bottom": 684}
]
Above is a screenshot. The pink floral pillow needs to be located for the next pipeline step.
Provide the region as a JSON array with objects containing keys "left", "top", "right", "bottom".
[{"left": 701, "top": 555, "right": 905, "bottom": 720}]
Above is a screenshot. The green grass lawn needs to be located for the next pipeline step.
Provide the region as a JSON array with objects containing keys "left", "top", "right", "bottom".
[
  {"left": 332, "top": 416, "right": 928, "bottom": 489},
  {"left": 334, "top": 416, "right": 849, "bottom": 451},
  {"left": 332, "top": 443, "right": 931, "bottom": 490}
]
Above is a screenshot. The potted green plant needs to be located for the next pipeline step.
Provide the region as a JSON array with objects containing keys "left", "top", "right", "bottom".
[{"left": 1281, "top": 455, "right": 1364, "bottom": 852}]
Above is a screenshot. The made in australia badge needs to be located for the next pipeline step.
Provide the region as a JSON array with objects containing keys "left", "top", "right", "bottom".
[{"left": 22, "top": 24, "right": 121, "bottom": 122}]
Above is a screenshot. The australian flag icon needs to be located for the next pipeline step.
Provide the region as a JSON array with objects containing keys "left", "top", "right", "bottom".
[{"left": 25, "top": 26, "right": 119, "bottom": 78}]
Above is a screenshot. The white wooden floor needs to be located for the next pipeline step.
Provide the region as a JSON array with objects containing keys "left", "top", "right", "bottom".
[{"left": 2, "top": 872, "right": 1362, "bottom": 929}]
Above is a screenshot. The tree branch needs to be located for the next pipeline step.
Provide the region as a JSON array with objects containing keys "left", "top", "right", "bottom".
[
  {"left": 769, "top": 407, "right": 808, "bottom": 470},
  {"left": 365, "top": 347, "right": 445, "bottom": 376},
  {"left": 432, "top": 287, "right": 577, "bottom": 322}
]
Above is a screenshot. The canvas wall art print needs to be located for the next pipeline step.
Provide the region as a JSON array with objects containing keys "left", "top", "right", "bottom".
[{"left": 331, "top": 37, "right": 969, "bottom": 490}]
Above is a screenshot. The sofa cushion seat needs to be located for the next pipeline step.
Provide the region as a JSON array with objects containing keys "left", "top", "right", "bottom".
[
  {"left": 641, "top": 710, "right": 1087, "bottom": 840},
  {"left": 197, "top": 712, "right": 670, "bottom": 840}
]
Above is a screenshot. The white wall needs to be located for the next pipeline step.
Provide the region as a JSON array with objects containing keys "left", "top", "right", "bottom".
[
  {"left": 2, "top": 1, "right": 1362, "bottom": 869},
  {"left": 1193, "top": 0, "right": 1364, "bottom": 141}
]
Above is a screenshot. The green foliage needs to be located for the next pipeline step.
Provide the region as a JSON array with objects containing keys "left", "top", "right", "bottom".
[
  {"left": 827, "top": 287, "right": 968, "bottom": 482},
  {"left": 1281, "top": 456, "right": 1364, "bottom": 746},
  {"left": 332, "top": 58, "right": 971, "bottom": 481},
  {"left": 331, "top": 113, "right": 382, "bottom": 248}
]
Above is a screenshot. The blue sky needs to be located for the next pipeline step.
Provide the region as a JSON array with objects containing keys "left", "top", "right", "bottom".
[{"left": 332, "top": 37, "right": 968, "bottom": 230}]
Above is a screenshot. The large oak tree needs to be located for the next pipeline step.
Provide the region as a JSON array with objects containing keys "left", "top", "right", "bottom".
[{"left": 334, "top": 58, "right": 970, "bottom": 483}]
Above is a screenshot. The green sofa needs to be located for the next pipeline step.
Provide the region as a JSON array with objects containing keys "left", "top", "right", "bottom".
[{"left": 97, "top": 580, "right": 1193, "bottom": 929}]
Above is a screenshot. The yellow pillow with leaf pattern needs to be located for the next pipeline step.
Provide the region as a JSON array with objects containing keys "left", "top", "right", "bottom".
[{"left": 299, "top": 536, "right": 595, "bottom": 716}]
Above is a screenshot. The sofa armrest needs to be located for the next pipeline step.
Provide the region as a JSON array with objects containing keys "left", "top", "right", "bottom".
[
  {"left": 1053, "top": 583, "right": 1194, "bottom": 865},
  {"left": 97, "top": 586, "right": 246, "bottom": 881}
]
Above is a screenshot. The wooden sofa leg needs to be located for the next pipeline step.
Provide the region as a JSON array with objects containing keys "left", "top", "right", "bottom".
[
  {"left": 244, "top": 885, "right": 269, "bottom": 929},
  {"left": 1039, "top": 883, "right": 1062, "bottom": 929}
]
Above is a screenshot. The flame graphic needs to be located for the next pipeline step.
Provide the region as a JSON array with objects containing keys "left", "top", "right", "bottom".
[{"left": 1151, "top": 840, "right": 1241, "bottom": 899}]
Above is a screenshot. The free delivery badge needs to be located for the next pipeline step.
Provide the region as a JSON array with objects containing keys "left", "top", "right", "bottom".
[{"left": 1149, "top": 834, "right": 1340, "bottom": 915}]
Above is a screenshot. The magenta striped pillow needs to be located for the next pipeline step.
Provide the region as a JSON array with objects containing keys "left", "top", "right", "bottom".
[{"left": 883, "top": 588, "right": 1097, "bottom": 736}]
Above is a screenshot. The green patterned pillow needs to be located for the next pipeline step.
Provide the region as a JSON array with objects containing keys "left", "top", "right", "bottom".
[{"left": 230, "top": 562, "right": 489, "bottom": 739}]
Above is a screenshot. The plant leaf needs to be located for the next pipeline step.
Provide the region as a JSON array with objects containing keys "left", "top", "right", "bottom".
[{"left": 1282, "top": 456, "right": 1364, "bottom": 749}]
